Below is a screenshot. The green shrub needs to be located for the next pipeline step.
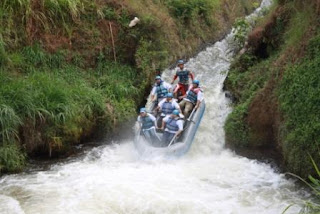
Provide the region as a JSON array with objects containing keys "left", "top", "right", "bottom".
[
  {"left": 101, "top": 6, "right": 117, "bottom": 20},
  {"left": 225, "top": 101, "right": 250, "bottom": 147},
  {"left": 307, "top": 34, "right": 320, "bottom": 59},
  {"left": 225, "top": 54, "right": 271, "bottom": 103},
  {"left": 233, "top": 18, "right": 251, "bottom": 46},
  {"left": 0, "top": 47, "right": 143, "bottom": 166},
  {"left": 224, "top": 55, "right": 274, "bottom": 148},
  {"left": 164, "top": 0, "right": 218, "bottom": 25},
  {"left": 0, "top": 143, "right": 26, "bottom": 173},
  {"left": 278, "top": 35, "right": 320, "bottom": 176}
]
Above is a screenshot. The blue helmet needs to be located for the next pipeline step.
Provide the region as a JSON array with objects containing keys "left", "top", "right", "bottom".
[
  {"left": 193, "top": 80, "right": 200, "bottom": 85},
  {"left": 177, "top": 59, "right": 184, "bottom": 65},
  {"left": 140, "top": 107, "right": 146, "bottom": 113},
  {"left": 155, "top": 75, "right": 161, "bottom": 80},
  {"left": 172, "top": 109, "right": 180, "bottom": 115},
  {"left": 166, "top": 93, "right": 173, "bottom": 98}
]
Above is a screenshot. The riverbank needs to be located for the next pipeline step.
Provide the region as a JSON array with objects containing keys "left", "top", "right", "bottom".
[
  {"left": 224, "top": 0, "right": 320, "bottom": 178},
  {"left": 0, "top": 0, "right": 261, "bottom": 173}
]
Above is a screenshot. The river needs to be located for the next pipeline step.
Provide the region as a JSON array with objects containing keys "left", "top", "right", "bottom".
[{"left": 0, "top": 0, "right": 309, "bottom": 213}]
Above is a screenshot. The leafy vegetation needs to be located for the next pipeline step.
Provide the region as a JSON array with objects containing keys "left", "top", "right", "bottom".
[
  {"left": 0, "top": 45, "right": 142, "bottom": 172},
  {"left": 0, "top": 143, "right": 26, "bottom": 173},
  {"left": 232, "top": 18, "right": 251, "bottom": 46},
  {"left": 224, "top": 54, "right": 273, "bottom": 147},
  {"left": 283, "top": 1, "right": 315, "bottom": 49},
  {"left": 278, "top": 34, "right": 320, "bottom": 176},
  {"left": 225, "top": 101, "right": 250, "bottom": 147},
  {"left": 164, "top": 0, "right": 219, "bottom": 25},
  {"left": 224, "top": 0, "right": 320, "bottom": 179}
]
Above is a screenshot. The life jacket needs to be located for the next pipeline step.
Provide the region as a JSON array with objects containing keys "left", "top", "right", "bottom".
[
  {"left": 141, "top": 115, "right": 154, "bottom": 129},
  {"left": 166, "top": 117, "right": 179, "bottom": 132},
  {"left": 156, "top": 81, "right": 168, "bottom": 99},
  {"left": 162, "top": 101, "right": 175, "bottom": 115},
  {"left": 176, "top": 69, "right": 190, "bottom": 84},
  {"left": 186, "top": 87, "right": 201, "bottom": 104}
]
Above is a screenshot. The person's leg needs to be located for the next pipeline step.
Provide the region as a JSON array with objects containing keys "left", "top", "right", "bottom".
[
  {"left": 180, "top": 84, "right": 188, "bottom": 96},
  {"left": 149, "top": 127, "right": 161, "bottom": 144},
  {"left": 161, "top": 131, "right": 170, "bottom": 146},
  {"left": 180, "top": 100, "right": 190, "bottom": 117},
  {"left": 143, "top": 129, "right": 152, "bottom": 142},
  {"left": 179, "top": 100, "right": 187, "bottom": 113},
  {"left": 179, "top": 83, "right": 186, "bottom": 95},
  {"left": 184, "top": 102, "right": 195, "bottom": 118}
]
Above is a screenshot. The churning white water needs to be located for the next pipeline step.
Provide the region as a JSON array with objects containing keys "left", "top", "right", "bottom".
[{"left": 0, "top": 1, "right": 309, "bottom": 213}]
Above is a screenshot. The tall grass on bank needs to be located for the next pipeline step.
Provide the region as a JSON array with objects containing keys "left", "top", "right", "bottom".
[
  {"left": 44, "top": 0, "right": 84, "bottom": 21},
  {"left": 0, "top": 104, "right": 22, "bottom": 144},
  {"left": 284, "top": 1, "right": 316, "bottom": 49},
  {"left": 0, "top": 0, "right": 97, "bottom": 49},
  {"left": 224, "top": 0, "right": 320, "bottom": 178},
  {"left": 0, "top": 143, "right": 26, "bottom": 173},
  {"left": 0, "top": 45, "right": 142, "bottom": 173}
]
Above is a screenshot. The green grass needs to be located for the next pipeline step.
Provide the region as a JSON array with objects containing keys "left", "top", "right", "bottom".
[
  {"left": 0, "top": 44, "right": 143, "bottom": 172},
  {"left": 224, "top": 54, "right": 273, "bottom": 148},
  {"left": 0, "top": 143, "right": 26, "bottom": 173},
  {"left": 224, "top": 0, "right": 320, "bottom": 179},
  {"left": 283, "top": 1, "right": 316, "bottom": 48},
  {"left": 0, "top": 104, "right": 22, "bottom": 144},
  {"left": 278, "top": 34, "right": 320, "bottom": 177},
  {"left": 225, "top": 101, "right": 250, "bottom": 147}
]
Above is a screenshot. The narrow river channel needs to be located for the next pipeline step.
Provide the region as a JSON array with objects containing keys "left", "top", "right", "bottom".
[{"left": 0, "top": 0, "right": 309, "bottom": 213}]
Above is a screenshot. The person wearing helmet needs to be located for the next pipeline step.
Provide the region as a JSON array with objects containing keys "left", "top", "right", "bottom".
[
  {"left": 137, "top": 107, "right": 160, "bottom": 144},
  {"left": 151, "top": 75, "right": 172, "bottom": 104},
  {"left": 179, "top": 79, "right": 203, "bottom": 118},
  {"left": 171, "top": 59, "right": 194, "bottom": 99},
  {"left": 154, "top": 92, "right": 181, "bottom": 116},
  {"left": 160, "top": 109, "right": 183, "bottom": 146}
]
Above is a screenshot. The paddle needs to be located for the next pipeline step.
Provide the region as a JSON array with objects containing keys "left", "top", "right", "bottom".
[
  {"left": 168, "top": 134, "right": 178, "bottom": 147},
  {"left": 187, "top": 107, "right": 197, "bottom": 122}
]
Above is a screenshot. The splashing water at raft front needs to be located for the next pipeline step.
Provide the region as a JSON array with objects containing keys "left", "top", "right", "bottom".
[{"left": 0, "top": 0, "right": 309, "bottom": 213}]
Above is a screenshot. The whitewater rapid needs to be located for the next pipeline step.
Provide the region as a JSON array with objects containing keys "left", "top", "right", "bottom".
[{"left": 0, "top": 0, "right": 308, "bottom": 213}]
